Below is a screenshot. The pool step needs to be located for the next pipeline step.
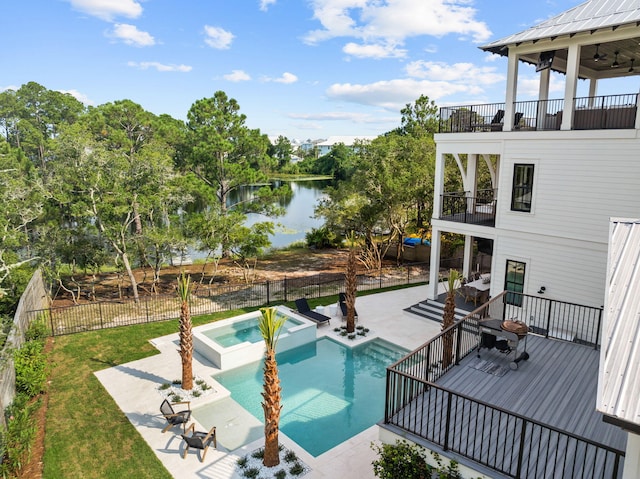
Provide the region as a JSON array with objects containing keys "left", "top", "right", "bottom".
[{"left": 360, "top": 341, "right": 406, "bottom": 364}]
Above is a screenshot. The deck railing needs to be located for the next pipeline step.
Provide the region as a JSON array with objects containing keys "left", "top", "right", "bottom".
[
  {"left": 440, "top": 191, "right": 496, "bottom": 226},
  {"left": 384, "top": 292, "right": 618, "bottom": 479},
  {"left": 438, "top": 93, "right": 638, "bottom": 133}
]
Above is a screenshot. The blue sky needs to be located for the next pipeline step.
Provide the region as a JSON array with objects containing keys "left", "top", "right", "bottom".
[{"left": 2, "top": 0, "right": 622, "bottom": 141}]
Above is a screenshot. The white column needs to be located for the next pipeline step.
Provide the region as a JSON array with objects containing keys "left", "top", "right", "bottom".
[
  {"left": 537, "top": 67, "right": 550, "bottom": 129},
  {"left": 433, "top": 148, "right": 446, "bottom": 220},
  {"left": 463, "top": 236, "right": 474, "bottom": 279},
  {"left": 561, "top": 44, "right": 581, "bottom": 130},
  {"left": 427, "top": 227, "right": 442, "bottom": 300},
  {"left": 503, "top": 50, "right": 519, "bottom": 132}
]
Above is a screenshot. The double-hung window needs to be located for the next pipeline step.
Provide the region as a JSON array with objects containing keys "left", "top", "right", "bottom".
[{"left": 511, "top": 164, "right": 534, "bottom": 212}]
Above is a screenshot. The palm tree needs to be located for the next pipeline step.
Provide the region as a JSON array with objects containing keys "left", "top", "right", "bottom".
[
  {"left": 344, "top": 232, "right": 358, "bottom": 333},
  {"left": 441, "top": 269, "right": 462, "bottom": 369},
  {"left": 258, "top": 307, "right": 286, "bottom": 467},
  {"left": 177, "top": 271, "right": 193, "bottom": 391}
]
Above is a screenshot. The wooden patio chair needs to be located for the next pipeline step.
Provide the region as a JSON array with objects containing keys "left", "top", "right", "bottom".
[
  {"left": 180, "top": 423, "right": 217, "bottom": 462},
  {"left": 160, "top": 399, "right": 191, "bottom": 433}
]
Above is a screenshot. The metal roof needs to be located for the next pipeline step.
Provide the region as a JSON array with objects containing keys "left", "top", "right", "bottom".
[
  {"left": 598, "top": 218, "right": 640, "bottom": 427},
  {"left": 481, "top": 0, "right": 640, "bottom": 53}
]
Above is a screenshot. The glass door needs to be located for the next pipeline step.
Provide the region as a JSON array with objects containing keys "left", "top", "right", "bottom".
[{"left": 505, "top": 260, "right": 526, "bottom": 306}]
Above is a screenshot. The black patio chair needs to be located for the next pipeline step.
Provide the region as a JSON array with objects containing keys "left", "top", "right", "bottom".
[
  {"left": 294, "top": 298, "right": 331, "bottom": 326},
  {"left": 338, "top": 292, "right": 358, "bottom": 320},
  {"left": 160, "top": 399, "right": 191, "bottom": 433},
  {"left": 180, "top": 423, "right": 217, "bottom": 462}
]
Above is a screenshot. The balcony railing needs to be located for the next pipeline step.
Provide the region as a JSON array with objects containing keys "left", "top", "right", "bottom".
[
  {"left": 438, "top": 93, "right": 638, "bottom": 133},
  {"left": 384, "top": 292, "right": 621, "bottom": 479},
  {"left": 440, "top": 191, "right": 496, "bottom": 226}
]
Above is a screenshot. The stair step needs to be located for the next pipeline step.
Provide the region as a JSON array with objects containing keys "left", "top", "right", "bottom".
[{"left": 404, "top": 300, "right": 468, "bottom": 324}]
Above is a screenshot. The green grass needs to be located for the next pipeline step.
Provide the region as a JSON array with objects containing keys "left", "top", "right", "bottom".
[{"left": 42, "top": 308, "right": 257, "bottom": 479}]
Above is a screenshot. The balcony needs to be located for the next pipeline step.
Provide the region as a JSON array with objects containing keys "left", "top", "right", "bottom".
[
  {"left": 440, "top": 191, "right": 496, "bottom": 227},
  {"left": 384, "top": 292, "right": 625, "bottom": 479},
  {"left": 439, "top": 94, "right": 638, "bottom": 133}
]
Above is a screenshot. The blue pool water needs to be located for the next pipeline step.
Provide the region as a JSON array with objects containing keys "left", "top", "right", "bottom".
[
  {"left": 203, "top": 317, "right": 303, "bottom": 347},
  {"left": 213, "top": 337, "right": 407, "bottom": 456}
]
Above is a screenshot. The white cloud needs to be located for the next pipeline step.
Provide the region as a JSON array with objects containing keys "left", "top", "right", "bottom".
[
  {"left": 343, "top": 42, "right": 406, "bottom": 59},
  {"left": 405, "top": 60, "right": 503, "bottom": 85},
  {"left": 69, "top": 0, "right": 143, "bottom": 21},
  {"left": 304, "top": 0, "right": 492, "bottom": 58},
  {"left": 59, "top": 89, "right": 94, "bottom": 105},
  {"left": 224, "top": 70, "right": 251, "bottom": 82},
  {"left": 204, "top": 25, "right": 234, "bottom": 49},
  {"left": 326, "top": 77, "right": 479, "bottom": 111},
  {"left": 110, "top": 24, "right": 155, "bottom": 46},
  {"left": 260, "top": 0, "right": 277, "bottom": 11},
  {"left": 263, "top": 72, "right": 298, "bottom": 84},
  {"left": 127, "top": 61, "right": 192, "bottom": 72}
]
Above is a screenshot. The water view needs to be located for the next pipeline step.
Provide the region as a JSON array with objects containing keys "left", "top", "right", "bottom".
[
  {"left": 243, "top": 179, "right": 329, "bottom": 248},
  {"left": 187, "top": 179, "right": 329, "bottom": 260}
]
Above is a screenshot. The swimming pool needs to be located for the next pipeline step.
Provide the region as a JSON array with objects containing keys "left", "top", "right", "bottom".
[
  {"left": 202, "top": 316, "right": 305, "bottom": 347},
  {"left": 192, "top": 306, "right": 317, "bottom": 370},
  {"left": 200, "top": 337, "right": 407, "bottom": 457}
]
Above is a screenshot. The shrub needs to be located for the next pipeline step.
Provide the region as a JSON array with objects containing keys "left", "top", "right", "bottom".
[
  {"left": 25, "top": 315, "right": 49, "bottom": 342},
  {"left": 251, "top": 447, "right": 264, "bottom": 459},
  {"left": 14, "top": 340, "right": 47, "bottom": 397},
  {"left": 284, "top": 449, "right": 298, "bottom": 462},
  {"left": 371, "top": 440, "right": 468, "bottom": 479},
  {"left": 242, "top": 467, "right": 260, "bottom": 478},
  {"left": 0, "top": 393, "right": 39, "bottom": 477},
  {"left": 289, "top": 462, "right": 305, "bottom": 476},
  {"left": 371, "top": 440, "right": 428, "bottom": 479},
  {"left": 236, "top": 456, "right": 248, "bottom": 468},
  {"left": 305, "top": 227, "right": 341, "bottom": 249},
  {"left": 274, "top": 469, "right": 287, "bottom": 479}
]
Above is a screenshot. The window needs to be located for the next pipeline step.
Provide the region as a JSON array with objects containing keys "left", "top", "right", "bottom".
[
  {"left": 505, "top": 260, "right": 526, "bottom": 306},
  {"left": 511, "top": 164, "right": 534, "bottom": 212}
]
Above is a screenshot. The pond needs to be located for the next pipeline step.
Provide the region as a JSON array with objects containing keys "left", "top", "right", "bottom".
[
  {"left": 187, "top": 179, "right": 330, "bottom": 260},
  {"left": 242, "top": 179, "right": 330, "bottom": 249}
]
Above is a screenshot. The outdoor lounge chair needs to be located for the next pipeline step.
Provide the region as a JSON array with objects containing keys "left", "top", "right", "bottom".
[
  {"left": 160, "top": 399, "right": 191, "bottom": 433},
  {"left": 180, "top": 423, "right": 217, "bottom": 462},
  {"left": 338, "top": 292, "right": 358, "bottom": 320},
  {"left": 294, "top": 298, "right": 331, "bottom": 326}
]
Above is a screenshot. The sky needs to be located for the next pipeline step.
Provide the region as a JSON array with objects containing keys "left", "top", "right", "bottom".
[{"left": 2, "top": 0, "right": 631, "bottom": 142}]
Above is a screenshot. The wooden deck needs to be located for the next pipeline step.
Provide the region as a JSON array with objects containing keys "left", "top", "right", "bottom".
[
  {"left": 387, "top": 335, "right": 626, "bottom": 478},
  {"left": 438, "top": 335, "right": 625, "bottom": 449}
]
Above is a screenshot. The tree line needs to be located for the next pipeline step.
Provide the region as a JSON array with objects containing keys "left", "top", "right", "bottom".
[{"left": 0, "top": 81, "right": 469, "bottom": 311}]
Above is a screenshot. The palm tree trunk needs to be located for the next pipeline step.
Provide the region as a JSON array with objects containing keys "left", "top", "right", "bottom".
[
  {"left": 345, "top": 240, "right": 358, "bottom": 333},
  {"left": 262, "top": 349, "right": 282, "bottom": 467},
  {"left": 179, "top": 299, "right": 193, "bottom": 390}
]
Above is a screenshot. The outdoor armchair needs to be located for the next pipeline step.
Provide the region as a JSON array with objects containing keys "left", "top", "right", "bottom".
[
  {"left": 180, "top": 423, "right": 217, "bottom": 462},
  {"left": 160, "top": 399, "right": 191, "bottom": 433}
]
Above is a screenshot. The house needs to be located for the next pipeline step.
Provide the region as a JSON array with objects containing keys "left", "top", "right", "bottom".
[
  {"left": 383, "top": 0, "right": 640, "bottom": 477},
  {"left": 315, "top": 135, "right": 378, "bottom": 157}
]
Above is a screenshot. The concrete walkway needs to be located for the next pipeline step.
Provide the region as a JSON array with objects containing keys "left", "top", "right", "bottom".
[{"left": 95, "top": 284, "right": 447, "bottom": 478}]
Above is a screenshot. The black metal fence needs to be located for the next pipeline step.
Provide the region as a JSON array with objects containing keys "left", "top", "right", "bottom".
[
  {"left": 384, "top": 292, "right": 621, "bottom": 479},
  {"left": 26, "top": 263, "right": 429, "bottom": 336}
]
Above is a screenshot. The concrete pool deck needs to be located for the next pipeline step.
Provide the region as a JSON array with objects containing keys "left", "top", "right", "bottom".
[{"left": 94, "top": 284, "right": 445, "bottom": 478}]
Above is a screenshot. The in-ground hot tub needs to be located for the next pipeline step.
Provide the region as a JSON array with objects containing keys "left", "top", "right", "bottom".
[{"left": 193, "top": 305, "right": 317, "bottom": 370}]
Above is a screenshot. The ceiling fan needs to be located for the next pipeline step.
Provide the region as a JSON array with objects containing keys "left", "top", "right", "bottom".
[{"left": 593, "top": 44, "right": 608, "bottom": 62}]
